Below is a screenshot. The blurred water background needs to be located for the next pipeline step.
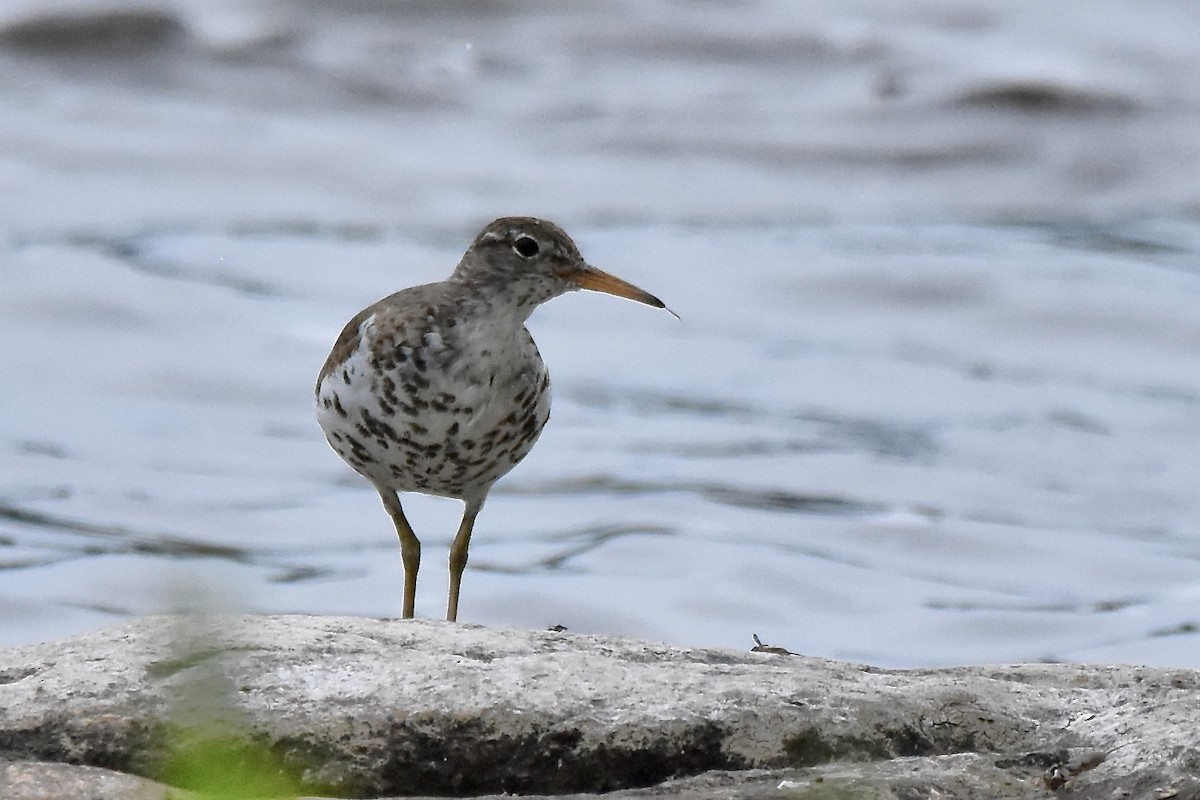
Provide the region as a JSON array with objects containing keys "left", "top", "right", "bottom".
[{"left": 2, "top": 0, "right": 1199, "bottom": 667}]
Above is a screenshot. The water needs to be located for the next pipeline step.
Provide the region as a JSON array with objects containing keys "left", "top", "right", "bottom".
[{"left": 2, "top": 0, "right": 1199, "bottom": 668}]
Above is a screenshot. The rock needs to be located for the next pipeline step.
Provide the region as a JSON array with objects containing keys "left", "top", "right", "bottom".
[
  {"left": 1, "top": 760, "right": 172, "bottom": 800},
  {"left": 1, "top": 615, "right": 1198, "bottom": 799}
]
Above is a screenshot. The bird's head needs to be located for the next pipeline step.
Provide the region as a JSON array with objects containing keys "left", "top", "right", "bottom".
[{"left": 453, "top": 217, "right": 672, "bottom": 317}]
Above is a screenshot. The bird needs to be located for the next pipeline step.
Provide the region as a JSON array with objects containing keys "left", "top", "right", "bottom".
[{"left": 315, "top": 216, "right": 672, "bottom": 621}]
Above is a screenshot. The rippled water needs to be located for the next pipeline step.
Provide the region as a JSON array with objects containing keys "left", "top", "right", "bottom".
[{"left": 2, "top": 0, "right": 1199, "bottom": 667}]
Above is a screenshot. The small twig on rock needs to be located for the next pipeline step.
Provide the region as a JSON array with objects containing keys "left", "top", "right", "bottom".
[{"left": 751, "top": 634, "right": 796, "bottom": 656}]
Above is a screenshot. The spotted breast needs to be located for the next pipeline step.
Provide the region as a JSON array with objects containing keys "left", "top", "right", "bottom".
[{"left": 316, "top": 282, "right": 551, "bottom": 504}]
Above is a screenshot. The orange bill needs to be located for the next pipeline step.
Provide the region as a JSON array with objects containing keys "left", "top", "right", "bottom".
[{"left": 561, "top": 264, "right": 677, "bottom": 317}]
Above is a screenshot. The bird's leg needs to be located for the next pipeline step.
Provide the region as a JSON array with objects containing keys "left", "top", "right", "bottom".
[
  {"left": 446, "top": 498, "right": 484, "bottom": 622},
  {"left": 379, "top": 489, "right": 420, "bottom": 618}
]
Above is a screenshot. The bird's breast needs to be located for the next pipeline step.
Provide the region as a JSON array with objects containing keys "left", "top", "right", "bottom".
[{"left": 315, "top": 314, "right": 551, "bottom": 498}]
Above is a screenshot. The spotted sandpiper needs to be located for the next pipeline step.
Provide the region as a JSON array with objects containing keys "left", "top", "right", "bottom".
[{"left": 315, "top": 217, "right": 671, "bottom": 621}]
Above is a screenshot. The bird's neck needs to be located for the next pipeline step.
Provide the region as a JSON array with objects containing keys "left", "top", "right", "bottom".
[{"left": 448, "top": 272, "right": 555, "bottom": 324}]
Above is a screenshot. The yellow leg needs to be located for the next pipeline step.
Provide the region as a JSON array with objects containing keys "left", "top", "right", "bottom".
[
  {"left": 379, "top": 490, "right": 420, "bottom": 619},
  {"left": 447, "top": 499, "right": 483, "bottom": 622}
]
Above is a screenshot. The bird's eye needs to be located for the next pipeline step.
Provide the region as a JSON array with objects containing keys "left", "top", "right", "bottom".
[{"left": 513, "top": 236, "right": 540, "bottom": 258}]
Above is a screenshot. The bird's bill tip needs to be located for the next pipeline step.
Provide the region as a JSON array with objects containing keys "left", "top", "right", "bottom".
[{"left": 565, "top": 265, "right": 677, "bottom": 318}]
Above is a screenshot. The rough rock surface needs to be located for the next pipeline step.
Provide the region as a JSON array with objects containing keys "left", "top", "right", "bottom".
[{"left": 1, "top": 615, "right": 1198, "bottom": 799}]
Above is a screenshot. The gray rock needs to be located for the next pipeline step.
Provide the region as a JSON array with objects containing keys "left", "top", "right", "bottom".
[
  {"left": 1, "top": 760, "right": 174, "bottom": 800},
  {"left": 0, "top": 615, "right": 1198, "bottom": 799}
]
